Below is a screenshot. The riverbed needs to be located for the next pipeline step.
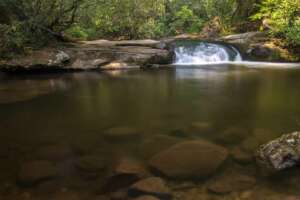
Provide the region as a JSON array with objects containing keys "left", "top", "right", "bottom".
[{"left": 1, "top": 66, "right": 300, "bottom": 199}]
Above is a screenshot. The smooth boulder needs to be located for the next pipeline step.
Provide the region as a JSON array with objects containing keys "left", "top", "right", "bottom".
[
  {"left": 149, "top": 140, "right": 228, "bottom": 179},
  {"left": 128, "top": 177, "right": 171, "bottom": 200}
]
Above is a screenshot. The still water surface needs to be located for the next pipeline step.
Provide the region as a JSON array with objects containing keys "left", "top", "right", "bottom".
[{"left": 1, "top": 66, "right": 300, "bottom": 199}]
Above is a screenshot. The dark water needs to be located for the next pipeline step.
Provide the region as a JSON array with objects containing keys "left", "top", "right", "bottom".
[{"left": 1, "top": 66, "right": 300, "bottom": 199}]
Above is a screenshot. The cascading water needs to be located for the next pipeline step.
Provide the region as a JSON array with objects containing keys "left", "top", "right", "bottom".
[{"left": 174, "top": 41, "right": 242, "bottom": 65}]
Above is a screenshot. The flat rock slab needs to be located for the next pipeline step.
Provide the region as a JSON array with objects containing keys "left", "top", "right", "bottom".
[
  {"left": 149, "top": 140, "right": 228, "bottom": 179},
  {"left": 0, "top": 41, "right": 173, "bottom": 73},
  {"left": 129, "top": 177, "right": 172, "bottom": 200}
]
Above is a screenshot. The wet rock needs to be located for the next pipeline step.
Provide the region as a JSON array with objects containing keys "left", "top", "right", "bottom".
[
  {"left": 246, "top": 44, "right": 273, "bottom": 59},
  {"left": 149, "top": 140, "right": 228, "bottom": 179},
  {"left": 132, "top": 195, "right": 161, "bottom": 200},
  {"left": 75, "top": 155, "right": 106, "bottom": 173},
  {"left": 256, "top": 131, "right": 300, "bottom": 171},
  {"left": 101, "top": 62, "right": 140, "bottom": 70},
  {"left": 207, "top": 174, "right": 256, "bottom": 194},
  {"left": 167, "top": 129, "right": 188, "bottom": 138},
  {"left": 110, "top": 189, "right": 129, "bottom": 200},
  {"left": 0, "top": 41, "right": 173, "bottom": 73},
  {"left": 103, "top": 127, "right": 140, "bottom": 140},
  {"left": 70, "top": 58, "right": 110, "bottom": 70},
  {"left": 36, "top": 144, "right": 73, "bottom": 161},
  {"left": 179, "top": 188, "right": 211, "bottom": 200},
  {"left": 103, "top": 157, "right": 148, "bottom": 192},
  {"left": 231, "top": 146, "right": 253, "bottom": 164},
  {"left": 113, "top": 157, "right": 148, "bottom": 179},
  {"left": 95, "top": 195, "right": 110, "bottom": 200},
  {"left": 139, "top": 135, "right": 182, "bottom": 159},
  {"left": 51, "top": 191, "right": 80, "bottom": 200},
  {"left": 35, "top": 179, "right": 61, "bottom": 194},
  {"left": 50, "top": 51, "right": 71, "bottom": 65},
  {"left": 220, "top": 32, "right": 268, "bottom": 45},
  {"left": 18, "top": 160, "right": 58, "bottom": 186},
  {"left": 128, "top": 177, "right": 172, "bottom": 200},
  {"left": 190, "top": 122, "right": 213, "bottom": 134},
  {"left": 216, "top": 127, "right": 248, "bottom": 145}
]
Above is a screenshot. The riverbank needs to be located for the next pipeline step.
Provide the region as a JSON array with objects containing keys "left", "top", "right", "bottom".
[{"left": 1, "top": 32, "right": 299, "bottom": 74}]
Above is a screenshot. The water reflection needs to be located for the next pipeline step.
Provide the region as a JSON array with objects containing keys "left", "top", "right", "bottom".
[{"left": 0, "top": 76, "right": 71, "bottom": 104}]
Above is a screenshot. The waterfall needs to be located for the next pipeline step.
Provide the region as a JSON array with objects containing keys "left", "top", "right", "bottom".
[{"left": 174, "top": 41, "right": 242, "bottom": 65}]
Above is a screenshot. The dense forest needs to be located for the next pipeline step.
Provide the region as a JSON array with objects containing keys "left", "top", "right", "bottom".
[{"left": 0, "top": 0, "right": 299, "bottom": 58}]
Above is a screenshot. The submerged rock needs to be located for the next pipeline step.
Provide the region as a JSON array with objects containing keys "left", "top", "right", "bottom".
[
  {"left": 112, "top": 157, "right": 148, "bottom": 179},
  {"left": 18, "top": 160, "right": 58, "bottom": 185},
  {"left": 74, "top": 155, "right": 106, "bottom": 173},
  {"left": 190, "top": 122, "right": 213, "bottom": 134},
  {"left": 207, "top": 173, "right": 256, "bottom": 194},
  {"left": 132, "top": 195, "right": 161, "bottom": 200},
  {"left": 36, "top": 144, "right": 73, "bottom": 161},
  {"left": 102, "top": 157, "right": 148, "bottom": 192},
  {"left": 103, "top": 127, "right": 140, "bottom": 140},
  {"left": 256, "top": 132, "right": 300, "bottom": 171},
  {"left": 149, "top": 140, "right": 228, "bottom": 179},
  {"left": 128, "top": 177, "right": 172, "bottom": 200},
  {"left": 216, "top": 127, "right": 248, "bottom": 145},
  {"left": 139, "top": 135, "right": 183, "bottom": 159}
]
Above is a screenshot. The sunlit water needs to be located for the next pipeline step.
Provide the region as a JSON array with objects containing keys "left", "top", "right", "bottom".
[{"left": 1, "top": 66, "right": 300, "bottom": 199}]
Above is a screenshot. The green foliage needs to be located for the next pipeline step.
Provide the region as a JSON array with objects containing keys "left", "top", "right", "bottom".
[
  {"left": 66, "top": 25, "right": 89, "bottom": 40},
  {"left": 253, "top": 0, "right": 300, "bottom": 44},
  {"left": 0, "top": 23, "right": 26, "bottom": 58},
  {"left": 0, "top": 0, "right": 83, "bottom": 57},
  {"left": 169, "top": 6, "right": 204, "bottom": 34},
  {"left": 3, "top": 0, "right": 299, "bottom": 57}
]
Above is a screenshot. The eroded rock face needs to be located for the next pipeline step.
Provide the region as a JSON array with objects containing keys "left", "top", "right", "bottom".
[
  {"left": 149, "top": 140, "right": 228, "bottom": 179},
  {"left": 256, "top": 132, "right": 300, "bottom": 171}
]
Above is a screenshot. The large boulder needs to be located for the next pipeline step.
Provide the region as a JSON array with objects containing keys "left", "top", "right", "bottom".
[
  {"left": 149, "top": 140, "right": 228, "bottom": 179},
  {"left": 256, "top": 132, "right": 300, "bottom": 171}
]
